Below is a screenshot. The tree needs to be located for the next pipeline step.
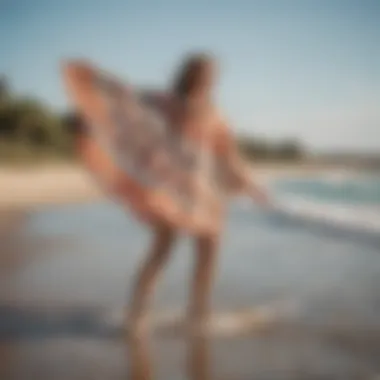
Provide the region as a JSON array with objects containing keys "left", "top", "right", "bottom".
[
  {"left": 274, "top": 139, "right": 304, "bottom": 160},
  {"left": 0, "top": 76, "right": 10, "bottom": 101},
  {"left": 237, "top": 135, "right": 305, "bottom": 161},
  {"left": 0, "top": 76, "right": 74, "bottom": 161}
]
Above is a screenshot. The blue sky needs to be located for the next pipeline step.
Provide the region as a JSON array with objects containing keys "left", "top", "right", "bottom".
[{"left": 1, "top": 0, "right": 379, "bottom": 152}]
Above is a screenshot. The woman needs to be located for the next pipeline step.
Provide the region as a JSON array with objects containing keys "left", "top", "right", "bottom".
[{"left": 127, "top": 53, "right": 271, "bottom": 334}]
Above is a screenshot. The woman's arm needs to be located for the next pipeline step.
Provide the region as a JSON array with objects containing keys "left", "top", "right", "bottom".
[{"left": 214, "top": 121, "right": 271, "bottom": 206}]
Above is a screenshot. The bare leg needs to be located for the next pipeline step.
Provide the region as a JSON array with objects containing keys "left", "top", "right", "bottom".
[
  {"left": 127, "top": 223, "right": 176, "bottom": 333},
  {"left": 187, "top": 234, "right": 220, "bottom": 334}
]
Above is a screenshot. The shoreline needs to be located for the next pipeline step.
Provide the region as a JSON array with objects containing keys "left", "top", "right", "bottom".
[{"left": 0, "top": 162, "right": 367, "bottom": 212}]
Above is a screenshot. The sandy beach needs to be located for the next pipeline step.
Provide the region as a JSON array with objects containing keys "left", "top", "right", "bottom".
[{"left": 0, "top": 165, "right": 103, "bottom": 211}]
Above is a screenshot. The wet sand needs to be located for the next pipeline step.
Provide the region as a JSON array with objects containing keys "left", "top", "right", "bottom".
[{"left": 1, "top": 202, "right": 380, "bottom": 379}]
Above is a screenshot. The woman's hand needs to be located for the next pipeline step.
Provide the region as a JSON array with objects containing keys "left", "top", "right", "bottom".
[
  {"left": 229, "top": 159, "right": 275, "bottom": 208},
  {"left": 213, "top": 120, "right": 276, "bottom": 210},
  {"left": 247, "top": 184, "right": 274, "bottom": 208}
]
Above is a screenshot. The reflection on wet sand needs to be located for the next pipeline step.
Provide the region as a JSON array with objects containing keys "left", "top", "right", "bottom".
[
  {"left": 125, "top": 325, "right": 380, "bottom": 379},
  {"left": 127, "top": 333, "right": 212, "bottom": 380},
  {"left": 128, "top": 334, "right": 154, "bottom": 380},
  {"left": 187, "top": 335, "right": 211, "bottom": 380}
]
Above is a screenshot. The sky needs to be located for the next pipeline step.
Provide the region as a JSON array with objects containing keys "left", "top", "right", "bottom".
[{"left": 1, "top": 0, "right": 379, "bottom": 152}]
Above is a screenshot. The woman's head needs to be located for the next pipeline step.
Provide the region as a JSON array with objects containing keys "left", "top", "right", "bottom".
[
  {"left": 172, "top": 52, "right": 217, "bottom": 99},
  {"left": 64, "top": 111, "right": 86, "bottom": 137}
]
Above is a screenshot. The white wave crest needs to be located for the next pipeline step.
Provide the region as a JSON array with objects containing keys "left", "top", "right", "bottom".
[{"left": 275, "top": 195, "right": 380, "bottom": 234}]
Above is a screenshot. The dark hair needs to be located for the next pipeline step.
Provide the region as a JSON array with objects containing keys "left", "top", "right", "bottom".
[
  {"left": 172, "top": 53, "right": 214, "bottom": 97},
  {"left": 64, "top": 111, "right": 86, "bottom": 136}
]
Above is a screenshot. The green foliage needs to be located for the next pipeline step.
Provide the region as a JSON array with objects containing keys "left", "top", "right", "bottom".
[
  {"left": 0, "top": 78, "right": 74, "bottom": 164},
  {"left": 237, "top": 135, "right": 304, "bottom": 161}
]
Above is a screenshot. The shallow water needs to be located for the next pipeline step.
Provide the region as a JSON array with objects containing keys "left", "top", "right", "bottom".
[
  {"left": 271, "top": 173, "right": 380, "bottom": 234},
  {"left": 1, "top": 198, "right": 380, "bottom": 378},
  {"left": 273, "top": 174, "right": 380, "bottom": 205}
]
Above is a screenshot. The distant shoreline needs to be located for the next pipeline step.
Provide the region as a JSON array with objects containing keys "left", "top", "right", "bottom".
[{"left": 0, "top": 162, "right": 375, "bottom": 212}]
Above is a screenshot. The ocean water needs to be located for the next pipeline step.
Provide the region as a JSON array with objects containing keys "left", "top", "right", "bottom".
[
  {"left": 270, "top": 172, "right": 380, "bottom": 234},
  {"left": 1, "top": 171, "right": 379, "bottom": 313},
  {"left": 274, "top": 174, "right": 380, "bottom": 204},
  {"left": 1, "top": 171, "right": 380, "bottom": 378}
]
